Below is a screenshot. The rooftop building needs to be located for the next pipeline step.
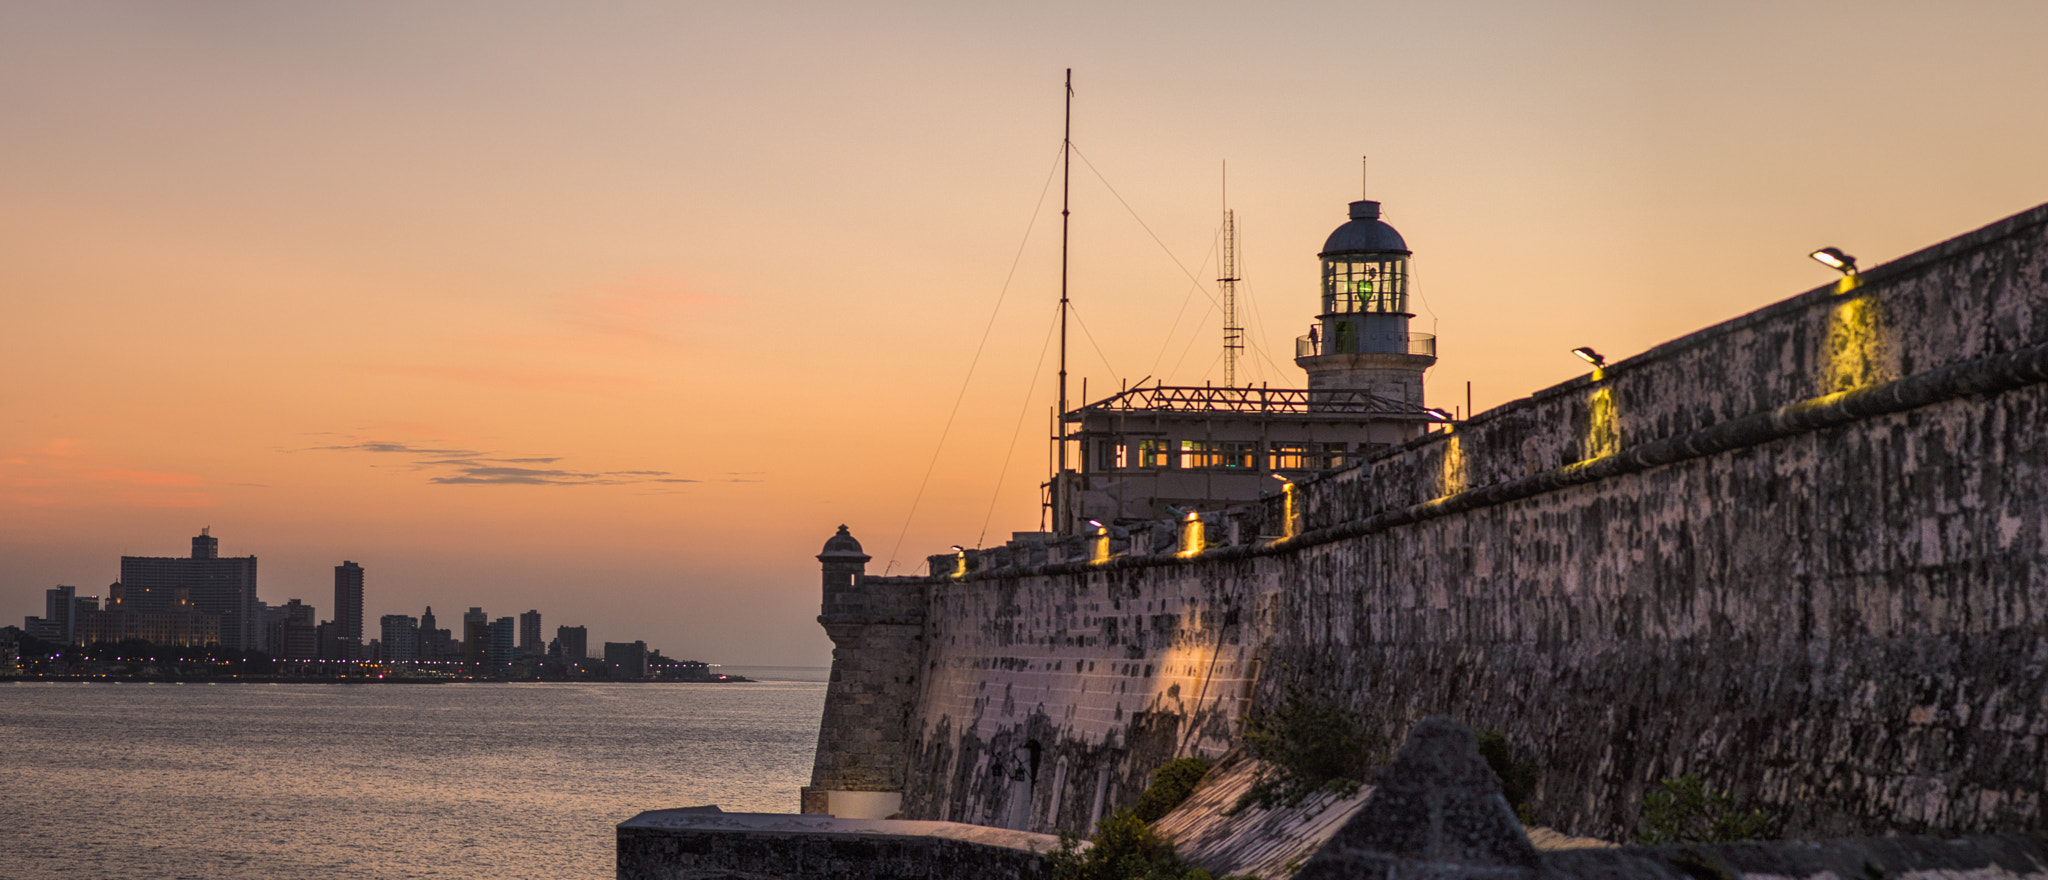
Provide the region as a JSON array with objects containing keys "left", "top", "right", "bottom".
[{"left": 1051, "top": 196, "right": 1440, "bottom": 532}]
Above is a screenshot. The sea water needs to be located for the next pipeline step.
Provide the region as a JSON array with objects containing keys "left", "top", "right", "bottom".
[{"left": 0, "top": 675, "right": 827, "bottom": 879}]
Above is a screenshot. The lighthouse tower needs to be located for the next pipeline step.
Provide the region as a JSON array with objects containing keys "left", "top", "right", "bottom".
[{"left": 1295, "top": 199, "right": 1436, "bottom": 406}]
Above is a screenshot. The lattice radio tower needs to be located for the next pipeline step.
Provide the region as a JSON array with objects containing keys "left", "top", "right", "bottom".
[{"left": 1219, "top": 206, "right": 1243, "bottom": 387}]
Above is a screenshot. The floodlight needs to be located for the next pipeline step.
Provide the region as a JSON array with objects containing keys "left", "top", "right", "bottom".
[
  {"left": 1571, "top": 347, "right": 1606, "bottom": 368},
  {"left": 1810, "top": 247, "right": 1858, "bottom": 275},
  {"left": 1423, "top": 407, "right": 1454, "bottom": 421}
]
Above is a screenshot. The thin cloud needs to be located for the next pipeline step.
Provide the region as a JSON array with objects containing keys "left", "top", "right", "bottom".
[
  {"left": 313, "top": 438, "right": 719, "bottom": 488},
  {"left": 315, "top": 440, "right": 481, "bottom": 457}
]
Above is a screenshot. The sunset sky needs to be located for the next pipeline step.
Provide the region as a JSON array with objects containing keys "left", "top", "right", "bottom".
[{"left": 5, "top": 1, "right": 2045, "bottom": 665}]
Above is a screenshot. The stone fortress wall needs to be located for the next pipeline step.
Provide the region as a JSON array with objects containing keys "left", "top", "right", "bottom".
[{"left": 805, "top": 201, "right": 2048, "bottom": 842}]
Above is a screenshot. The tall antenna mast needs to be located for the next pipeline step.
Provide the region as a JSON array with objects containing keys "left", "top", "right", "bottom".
[
  {"left": 1219, "top": 162, "right": 1242, "bottom": 386},
  {"left": 1054, "top": 68, "right": 1073, "bottom": 533}
]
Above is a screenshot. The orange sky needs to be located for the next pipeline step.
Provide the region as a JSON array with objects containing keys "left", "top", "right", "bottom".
[{"left": 5, "top": 1, "right": 2046, "bottom": 665}]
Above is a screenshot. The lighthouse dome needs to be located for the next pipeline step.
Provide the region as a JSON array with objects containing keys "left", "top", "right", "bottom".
[{"left": 1320, "top": 200, "right": 1409, "bottom": 256}]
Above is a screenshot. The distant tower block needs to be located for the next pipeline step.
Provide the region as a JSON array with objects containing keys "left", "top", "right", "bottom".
[{"left": 1296, "top": 199, "right": 1436, "bottom": 406}]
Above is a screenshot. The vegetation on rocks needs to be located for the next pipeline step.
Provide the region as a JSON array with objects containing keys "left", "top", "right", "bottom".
[
  {"left": 1476, "top": 729, "right": 1541, "bottom": 824},
  {"left": 1048, "top": 757, "right": 1230, "bottom": 880},
  {"left": 1232, "top": 686, "right": 1380, "bottom": 812},
  {"left": 1132, "top": 757, "right": 1213, "bottom": 822},
  {"left": 1636, "top": 775, "right": 1776, "bottom": 844}
]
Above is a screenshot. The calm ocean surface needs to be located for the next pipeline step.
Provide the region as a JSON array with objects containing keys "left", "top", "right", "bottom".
[{"left": 0, "top": 670, "right": 829, "bottom": 880}]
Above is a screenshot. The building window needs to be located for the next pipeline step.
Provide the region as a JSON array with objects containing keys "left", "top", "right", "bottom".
[
  {"left": 1094, "top": 440, "right": 1119, "bottom": 471},
  {"left": 1268, "top": 443, "right": 1310, "bottom": 471},
  {"left": 1179, "top": 440, "right": 1221, "bottom": 469},
  {"left": 1138, "top": 439, "right": 1173, "bottom": 469},
  {"left": 1221, "top": 441, "right": 1257, "bottom": 469},
  {"left": 1268, "top": 442, "right": 1348, "bottom": 471},
  {"left": 1322, "top": 256, "right": 1409, "bottom": 315}
]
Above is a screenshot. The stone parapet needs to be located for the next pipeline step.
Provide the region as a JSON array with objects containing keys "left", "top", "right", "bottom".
[{"left": 617, "top": 808, "right": 1060, "bottom": 880}]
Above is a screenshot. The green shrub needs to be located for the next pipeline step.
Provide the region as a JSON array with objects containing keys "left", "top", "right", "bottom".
[
  {"left": 1231, "top": 686, "right": 1379, "bottom": 812},
  {"left": 1475, "top": 730, "right": 1540, "bottom": 820},
  {"left": 1048, "top": 811, "right": 1189, "bottom": 880},
  {"left": 1636, "top": 775, "right": 1775, "bottom": 844},
  {"left": 1132, "top": 757, "right": 1212, "bottom": 822}
]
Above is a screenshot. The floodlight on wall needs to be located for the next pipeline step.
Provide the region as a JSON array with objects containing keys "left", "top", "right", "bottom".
[
  {"left": 1810, "top": 247, "right": 1858, "bottom": 275},
  {"left": 1571, "top": 347, "right": 1607, "bottom": 368},
  {"left": 1423, "top": 407, "right": 1455, "bottom": 421},
  {"left": 1270, "top": 473, "right": 1291, "bottom": 483}
]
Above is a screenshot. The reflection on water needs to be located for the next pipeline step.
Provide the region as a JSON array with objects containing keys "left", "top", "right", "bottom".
[{"left": 0, "top": 680, "right": 826, "bottom": 880}]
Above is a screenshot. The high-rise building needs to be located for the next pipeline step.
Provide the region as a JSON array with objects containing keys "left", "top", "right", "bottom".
[
  {"left": 488, "top": 617, "right": 515, "bottom": 666},
  {"left": 419, "top": 606, "right": 453, "bottom": 661},
  {"left": 462, "top": 608, "right": 488, "bottom": 664},
  {"left": 80, "top": 584, "right": 217, "bottom": 646},
  {"left": 44, "top": 586, "right": 77, "bottom": 644},
  {"left": 316, "top": 620, "right": 339, "bottom": 660},
  {"left": 266, "top": 598, "right": 318, "bottom": 660},
  {"left": 333, "top": 561, "right": 364, "bottom": 660},
  {"left": 518, "top": 610, "right": 542, "bottom": 656},
  {"left": 119, "top": 528, "right": 260, "bottom": 650},
  {"left": 380, "top": 614, "right": 418, "bottom": 663},
  {"left": 604, "top": 640, "right": 648, "bottom": 679},
  {"left": 556, "top": 625, "right": 588, "bottom": 661}
]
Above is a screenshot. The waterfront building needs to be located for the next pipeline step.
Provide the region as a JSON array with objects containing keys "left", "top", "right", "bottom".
[
  {"left": 518, "top": 609, "right": 542, "bottom": 657},
  {"left": 1050, "top": 197, "right": 1439, "bottom": 532},
  {"left": 380, "top": 614, "right": 418, "bottom": 663},
  {"left": 462, "top": 607, "right": 488, "bottom": 663},
  {"left": 316, "top": 621, "right": 340, "bottom": 660},
  {"left": 488, "top": 617, "right": 515, "bottom": 666},
  {"left": 333, "top": 561, "right": 364, "bottom": 660},
  {"left": 43, "top": 586, "right": 77, "bottom": 644},
  {"left": 604, "top": 640, "right": 648, "bottom": 679},
  {"left": 556, "top": 625, "right": 588, "bottom": 660},
  {"left": 265, "top": 598, "right": 318, "bottom": 660},
  {"left": 418, "top": 606, "right": 456, "bottom": 661},
  {"left": 77, "top": 584, "right": 219, "bottom": 646},
  {"left": 118, "top": 529, "right": 261, "bottom": 650}
]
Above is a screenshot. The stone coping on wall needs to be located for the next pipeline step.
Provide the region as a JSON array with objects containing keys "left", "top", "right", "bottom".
[{"left": 617, "top": 806, "right": 1064, "bottom": 880}]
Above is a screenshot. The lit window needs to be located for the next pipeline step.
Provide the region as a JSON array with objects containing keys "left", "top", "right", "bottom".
[
  {"left": 1094, "top": 440, "right": 1119, "bottom": 471},
  {"left": 1138, "top": 439, "right": 1173, "bottom": 469},
  {"left": 1268, "top": 443, "right": 1310, "bottom": 471},
  {"left": 1322, "top": 257, "right": 1408, "bottom": 315}
]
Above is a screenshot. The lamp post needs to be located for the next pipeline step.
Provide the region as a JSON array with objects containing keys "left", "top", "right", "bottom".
[{"left": 1810, "top": 247, "right": 1858, "bottom": 275}]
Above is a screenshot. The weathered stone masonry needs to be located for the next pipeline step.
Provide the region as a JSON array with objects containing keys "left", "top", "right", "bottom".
[{"left": 807, "top": 202, "right": 2048, "bottom": 842}]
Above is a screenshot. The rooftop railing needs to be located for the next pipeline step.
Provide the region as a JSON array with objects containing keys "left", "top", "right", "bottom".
[
  {"left": 1296, "top": 331, "right": 1437, "bottom": 358},
  {"left": 1069, "top": 385, "right": 1417, "bottom": 416}
]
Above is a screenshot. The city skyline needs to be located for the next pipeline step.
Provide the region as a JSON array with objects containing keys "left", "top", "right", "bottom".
[
  {"left": 17, "top": 527, "right": 657, "bottom": 665},
  {"left": 5, "top": 2, "right": 2047, "bottom": 665}
]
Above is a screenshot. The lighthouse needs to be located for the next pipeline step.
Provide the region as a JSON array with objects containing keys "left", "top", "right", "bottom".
[
  {"left": 1049, "top": 190, "right": 1442, "bottom": 533},
  {"left": 1295, "top": 199, "right": 1436, "bottom": 407}
]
